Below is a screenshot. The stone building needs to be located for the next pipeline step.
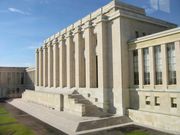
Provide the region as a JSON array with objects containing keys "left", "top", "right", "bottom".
[
  {"left": 0, "top": 67, "right": 35, "bottom": 98},
  {"left": 128, "top": 27, "right": 180, "bottom": 132},
  {"left": 22, "top": 0, "right": 180, "bottom": 133}
]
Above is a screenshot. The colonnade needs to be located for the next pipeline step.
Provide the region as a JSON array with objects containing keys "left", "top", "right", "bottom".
[{"left": 35, "top": 16, "right": 108, "bottom": 89}]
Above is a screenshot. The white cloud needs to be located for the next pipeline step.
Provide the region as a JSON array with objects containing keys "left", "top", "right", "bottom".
[
  {"left": 149, "top": 0, "right": 170, "bottom": 13},
  {"left": 159, "top": 0, "right": 170, "bottom": 13},
  {"left": 150, "top": 0, "right": 158, "bottom": 10},
  {"left": 145, "top": 7, "right": 156, "bottom": 14},
  {"left": 8, "top": 8, "right": 31, "bottom": 15}
]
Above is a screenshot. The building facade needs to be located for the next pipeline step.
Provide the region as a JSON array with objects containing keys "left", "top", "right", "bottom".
[
  {"left": 0, "top": 67, "right": 35, "bottom": 98},
  {"left": 22, "top": 0, "right": 180, "bottom": 133}
]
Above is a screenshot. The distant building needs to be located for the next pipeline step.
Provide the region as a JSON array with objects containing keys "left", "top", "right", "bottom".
[{"left": 0, "top": 67, "right": 35, "bottom": 98}]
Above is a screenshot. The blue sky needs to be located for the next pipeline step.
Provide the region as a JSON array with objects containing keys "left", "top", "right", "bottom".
[{"left": 0, "top": 0, "right": 179, "bottom": 67}]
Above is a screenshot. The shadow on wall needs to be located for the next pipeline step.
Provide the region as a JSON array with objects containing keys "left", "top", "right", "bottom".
[
  {"left": 25, "top": 73, "right": 35, "bottom": 90},
  {"left": 129, "top": 90, "right": 140, "bottom": 110}
]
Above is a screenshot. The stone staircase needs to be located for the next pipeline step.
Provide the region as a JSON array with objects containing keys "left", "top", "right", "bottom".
[{"left": 67, "top": 93, "right": 111, "bottom": 117}]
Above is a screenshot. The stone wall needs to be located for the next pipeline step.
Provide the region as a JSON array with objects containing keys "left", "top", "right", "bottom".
[{"left": 128, "top": 109, "right": 180, "bottom": 134}]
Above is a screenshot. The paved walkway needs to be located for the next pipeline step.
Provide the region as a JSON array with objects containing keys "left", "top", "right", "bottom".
[{"left": 8, "top": 99, "right": 131, "bottom": 135}]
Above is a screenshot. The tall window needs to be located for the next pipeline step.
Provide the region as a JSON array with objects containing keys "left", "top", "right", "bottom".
[
  {"left": 155, "top": 46, "right": 162, "bottom": 85},
  {"left": 167, "top": 43, "right": 176, "bottom": 84},
  {"left": 133, "top": 50, "right": 139, "bottom": 85},
  {"left": 143, "top": 48, "right": 150, "bottom": 85},
  {"left": 21, "top": 73, "right": 24, "bottom": 85},
  {"left": 7, "top": 72, "right": 11, "bottom": 85}
]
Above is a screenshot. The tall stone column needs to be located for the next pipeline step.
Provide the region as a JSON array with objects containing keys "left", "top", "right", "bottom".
[
  {"left": 175, "top": 41, "right": 180, "bottom": 88},
  {"left": 35, "top": 49, "right": 39, "bottom": 86},
  {"left": 47, "top": 42, "right": 53, "bottom": 87},
  {"left": 66, "top": 31, "right": 75, "bottom": 88},
  {"left": 59, "top": 35, "right": 67, "bottom": 88},
  {"left": 83, "top": 21, "right": 96, "bottom": 88},
  {"left": 94, "top": 15, "right": 108, "bottom": 89},
  {"left": 74, "top": 26, "right": 86, "bottom": 88},
  {"left": 138, "top": 49, "right": 143, "bottom": 89},
  {"left": 161, "top": 44, "right": 168, "bottom": 89},
  {"left": 43, "top": 45, "right": 48, "bottom": 87},
  {"left": 149, "top": 47, "right": 155, "bottom": 88},
  {"left": 53, "top": 38, "right": 59, "bottom": 88},
  {"left": 39, "top": 47, "right": 43, "bottom": 86}
]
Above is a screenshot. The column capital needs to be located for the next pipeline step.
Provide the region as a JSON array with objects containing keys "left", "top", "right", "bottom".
[
  {"left": 39, "top": 47, "right": 43, "bottom": 51},
  {"left": 43, "top": 44, "right": 48, "bottom": 49},
  {"left": 95, "top": 15, "right": 108, "bottom": 24},
  {"left": 83, "top": 21, "right": 93, "bottom": 30},
  {"left": 36, "top": 48, "right": 39, "bottom": 53},
  {"left": 52, "top": 38, "right": 59, "bottom": 48},
  {"left": 47, "top": 42, "right": 52, "bottom": 48},
  {"left": 73, "top": 26, "right": 82, "bottom": 35},
  {"left": 65, "top": 31, "right": 73, "bottom": 38},
  {"left": 58, "top": 34, "right": 66, "bottom": 41},
  {"left": 52, "top": 38, "right": 58, "bottom": 44}
]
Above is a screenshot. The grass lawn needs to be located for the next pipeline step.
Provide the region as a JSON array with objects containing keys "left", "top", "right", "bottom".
[
  {"left": 0, "top": 105, "right": 35, "bottom": 135},
  {"left": 0, "top": 115, "right": 16, "bottom": 124},
  {"left": 126, "top": 130, "right": 149, "bottom": 135},
  {"left": 0, "top": 123, "right": 35, "bottom": 135},
  {"left": 0, "top": 106, "right": 8, "bottom": 114}
]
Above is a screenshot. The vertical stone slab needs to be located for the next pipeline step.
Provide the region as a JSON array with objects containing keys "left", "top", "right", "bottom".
[
  {"left": 161, "top": 44, "right": 168, "bottom": 89},
  {"left": 59, "top": 36, "right": 67, "bottom": 88},
  {"left": 35, "top": 49, "right": 39, "bottom": 86},
  {"left": 175, "top": 41, "right": 180, "bottom": 88},
  {"left": 39, "top": 47, "right": 43, "bottom": 86},
  {"left": 138, "top": 49, "right": 143, "bottom": 89},
  {"left": 47, "top": 42, "right": 53, "bottom": 88},
  {"left": 74, "top": 26, "right": 86, "bottom": 88},
  {"left": 66, "top": 32, "right": 75, "bottom": 88},
  {"left": 43, "top": 45, "right": 48, "bottom": 87},
  {"left": 53, "top": 39, "right": 59, "bottom": 88},
  {"left": 149, "top": 47, "right": 155, "bottom": 88}
]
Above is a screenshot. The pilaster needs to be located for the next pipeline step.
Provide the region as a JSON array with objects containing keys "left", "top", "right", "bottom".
[
  {"left": 35, "top": 49, "right": 39, "bottom": 86},
  {"left": 83, "top": 21, "right": 97, "bottom": 88},
  {"left": 74, "top": 26, "right": 86, "bottom": 88},
  {"left": 39, "top": 47, "right": 43, "bottom": 86},
  {"left": 47, "top": 42, "right": 53, "bottom": 87},
  {"left": 66, "top": 31, "right": 75, "bottom": 88},
  {"left": 59, "top": 36, "right": 67, "bottom": 88},
  {"left": 138, "top": 49, "right": 143, "bottom": 89},
  {"left": 43, "top": 45, "right": 48, "bottom": 87},
  {"left": 175, "top": 41, "right": 180, "bottom": 88},
  {"left": 161, "top": 44, "right": 168, "bottom": 89},
  {"left": 94, "top": 15, "right": 108, "bottom": 89},
  {"left": 53, "top": 39, "right": 59, "bottom": 88},
  {"left": 149, "top": 47, "right": 155, "bottom": 88}
]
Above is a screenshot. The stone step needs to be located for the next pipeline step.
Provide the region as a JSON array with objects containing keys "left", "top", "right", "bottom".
[
  {"left": 67, "top": 93, "right": 110, "bottom": 117},
  {"left": 75, "top": 98, "right": 92, "bottom": 105},
  {"left": 76, "top": 116, "right": 133, "bottom": 132}
]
